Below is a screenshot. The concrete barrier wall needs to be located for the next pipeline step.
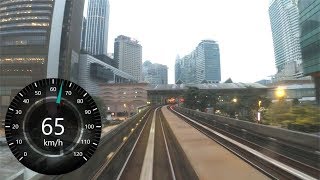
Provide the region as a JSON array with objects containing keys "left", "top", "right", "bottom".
[{"left": 175, "top": 107, "right": 320, "bottom": 150}]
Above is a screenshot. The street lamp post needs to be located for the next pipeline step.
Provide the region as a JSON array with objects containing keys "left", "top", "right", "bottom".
[
  {"left": 232, "top": 98, "right": 238, "bottom": 118},
  {"left": 257, "top": 100, "right": 263, "bottom": 123}
]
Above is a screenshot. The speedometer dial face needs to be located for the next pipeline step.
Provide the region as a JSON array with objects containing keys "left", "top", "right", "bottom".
[{"left": 4, "top": 78, "right": 102, "bottom": 175}]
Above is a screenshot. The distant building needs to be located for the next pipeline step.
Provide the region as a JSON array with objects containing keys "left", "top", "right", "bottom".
[
  {"left": 83, "top": 0, "right": 110, "bottom": 55},
  {"left": 272, "top": 61, "right": 310, "bottom": 82},
  {"left": 298, "top": 0, "right": 320, "bottom": 105},
  {"left": 0, "top": 0, "right": 85, "bottom": 115},
  {"left": 79, "top": 54, "right": 136, "bottom": 96},
  {"left": 107, "top": 53, "right": 114, "bottom": 59},
  {"left": 255, "top": 79, "right": 272, "bottom": 86},
  {"left": 94, "top": 54, "right": 118, "bottom": 68},
  {"left": 269, "top": 0, "right": 304, "bottom": 80},
  {"left": 80, "top": 17, "right": 87, "bottom": 50},
  {"left": 267, "top": 80, "right": 315, "bottom": 102},
  {"left": 142, "top": 61, "right": 168, "bottom": 85},
  {"left": 114, "top": 35, "right": 142, "bottom": 81},
  {"left": 99, "top": 83, "right": 148, "bottom": 115},
  {"left": 175, "top": 54, "right": 196, "bottom": 84},
  {"left": 175, "top": 40, "right": 221, "bottom": 84},
  {"left": 147, "top": 83, "right": 268, "bottom": 105}
]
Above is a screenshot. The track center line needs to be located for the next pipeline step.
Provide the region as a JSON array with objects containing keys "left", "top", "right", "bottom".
[{"left": 139, "top": 107, "right": 159, "bottom": 180}]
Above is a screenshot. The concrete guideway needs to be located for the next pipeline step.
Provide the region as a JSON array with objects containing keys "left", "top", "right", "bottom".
[
  {"left": 115, "top": 107, "right": 197, "bottom": 180},
  {"left": 139, "top": 107, "right": 158, "bottom": 180},
  {"left": 172, "top": 107, "right": 319, "bottom": 179},
  {"left": 161, "top": 106, "right": 270, "bottom": 180}
]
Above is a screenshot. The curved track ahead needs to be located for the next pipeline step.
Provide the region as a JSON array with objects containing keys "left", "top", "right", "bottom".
[{"left": 94, "top": 107, "right": 198, "bottom": 180}]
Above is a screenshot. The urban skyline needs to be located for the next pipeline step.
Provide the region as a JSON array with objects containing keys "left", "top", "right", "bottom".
[
  {"left": 86, "top": 0, "right": 277, "bottom": 84},
  {"left": 0, "top": 1, "right": 319, "bottom": 178},
  {"left": 0, "top": 0, "right": 315, "bottom": 88}
]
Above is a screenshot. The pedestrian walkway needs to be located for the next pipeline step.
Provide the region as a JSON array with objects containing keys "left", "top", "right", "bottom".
[{"left": 161, "top": 106, "right": 269, "bottom": 180}]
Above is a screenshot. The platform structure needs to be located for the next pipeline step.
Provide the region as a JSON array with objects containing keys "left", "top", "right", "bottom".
[{"left": 161, "top": 106, "right": 269, "bottom": 179}]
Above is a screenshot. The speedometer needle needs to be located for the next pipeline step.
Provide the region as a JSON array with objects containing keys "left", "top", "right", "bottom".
[{"left": 56, "top": 81, "right": 63, "bottom": 104}]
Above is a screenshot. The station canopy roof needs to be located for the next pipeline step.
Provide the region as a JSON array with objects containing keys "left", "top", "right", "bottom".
[{"left": 148, "top": 83, "right": 268, "bottom": 91}]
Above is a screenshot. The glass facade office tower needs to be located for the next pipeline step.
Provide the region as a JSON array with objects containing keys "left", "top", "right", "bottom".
[
  {"left": 298, "top": 0, "right": 320, "bottom": 105},
  {"left": 81, "top": 17, "right": 87, "bottom": 51},
  {"left": 175, "top": 54, "right": 196, "bottom": 84},
  {"left": 0, "top": 0, "right": 85, "bottom": 119},
  {"left": 195, "top": 40, "right": 221, "bottom": 83},
  {"left": 114, "top": 35, "right": 143, "bottom": 81},
  {"left": 269, "top": 0, "right": 302, "bottom": 75},
  {"left": 142, "top": 61, "right": 168, "bottom": 85},
  {"left": 175, "top": 40, "right": 221, "bottom": 84},
  {"left": 83, "top": 0, "right": 110, "bottom": 56}
]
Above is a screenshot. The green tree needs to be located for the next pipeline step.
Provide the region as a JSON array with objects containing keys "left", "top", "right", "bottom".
[
  {"left": 263, "top": 103, "right": 320, "bottom": 133},
  {"left": 292, "top": 98, "right": 299, "bottom": 106},
  {"left": 183, "top": 87, "right": 200, "bottom": 110},
  {"left": 183, "top": 88, "right": 218, "bottom": 111}
]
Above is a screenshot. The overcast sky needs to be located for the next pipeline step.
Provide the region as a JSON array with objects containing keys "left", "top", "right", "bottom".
[{"left": 85, "top": 0, "right": 277, "bottom": 84}]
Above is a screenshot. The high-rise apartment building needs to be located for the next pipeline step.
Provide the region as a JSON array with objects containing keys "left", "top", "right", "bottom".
[
  {"left": 269, "top": 0, "right": 303, "bottom": 78},
  {"left": 175, "top": 40, "right": 221, "bottom": 84},
  {"left": 114, "top": 35, "right": 142, "bottom": 81},
  {"left": 0, "top": 0, "right": 85, "bottom": 117},
  {"left": 298, "top": 0, "right": 320, "bottom": 104},
  {"left": 83, "top": 0, "right": 110, "bottom": 56},
  {"left": 142, "top": 61, "right": 168, "bottom": 85}
]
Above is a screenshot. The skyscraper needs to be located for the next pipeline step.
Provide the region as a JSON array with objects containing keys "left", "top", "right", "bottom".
[
  {"left": 83, "top": 0, "right": 110, "bottom": 56},
  {"left": 0, "top": 0, "right": 85, "bottom": 117},
  {"left": 298, "top": 0, "right": 320, "bottom": 105},
  {"left": 175, "top": 40, "right": 221, "bottom": 84},
  {"left": 142, "top": 61, "right": 168, "bottom": 85},
  {"left": 81, "top": 17, "right": 87, "bottom": 51},
  {"left": 195, "top": 40, "right": 221, "bottom": 83},
  {"left": 269, "top": 0, "right": 302, "bottom": 77},
  {"left": 114, "top": 35, "right": 142, "bottom": 81},
  {"left": 175, "top": 54, "right": 196, "bottom": 84}
]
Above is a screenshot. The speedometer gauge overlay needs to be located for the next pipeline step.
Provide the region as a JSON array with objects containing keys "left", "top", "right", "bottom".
[{"left": 4, "top": 78, "right": 102, "bottom": 175}]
